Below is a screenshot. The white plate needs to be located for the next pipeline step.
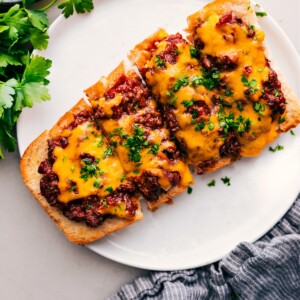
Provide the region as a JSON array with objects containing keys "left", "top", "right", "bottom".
[{"left": 17, "top": 0, "right": 300, "bottom": 270}]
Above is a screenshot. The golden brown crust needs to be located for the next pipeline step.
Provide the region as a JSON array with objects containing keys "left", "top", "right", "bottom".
[
  {"left": 85, "top": 62, "right": 138, "bottom": 101},
  {"left": 275, "top": 67, "right": 300, "bottom": 132},
  {"left": 20, "top": 100, "right": 143, "bottom": 245},
  {"left": 186, "top": 0, "right": 256, "bottom": 40},
  {"left": 128, "top": 29, "right": 168, "bottom": 70},
  {"left": 147, "top": 186, "right": 186, "bottom": 211}
]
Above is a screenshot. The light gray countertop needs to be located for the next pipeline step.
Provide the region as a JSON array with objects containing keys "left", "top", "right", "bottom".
[{"left": 0, "top": 1, "right": 299, "bottom": 299}]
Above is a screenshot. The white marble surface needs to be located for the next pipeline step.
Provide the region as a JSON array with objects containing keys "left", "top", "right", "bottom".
[{"left": 0, "top": 1, "right": 299, "bottom": 299}]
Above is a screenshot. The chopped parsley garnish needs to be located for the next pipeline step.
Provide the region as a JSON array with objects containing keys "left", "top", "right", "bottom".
[
  {"left": 71, "top": 164, "right": 75, "bottom": 173},
  {"left": 290, "top": 130, "right": 295, "bottom": 136},
  {"left": 208, "top": 122, "right": 214, "bottom": 131},
  {"left": 224, "top": 89, "right": 234, "bottom": 97},
  {"left": 221, "top": 176, "right": 231, "bottom": 186},
  {"left": 236, "top": 101, "right": 244, "bottom": 112},
  {"left": 274, "top": 89, "right": 281, "bottom": 97},
  {"left": 120, "top": 174, "right": 126, "bottom": 182},
  {"left": 94, "top": 158, "right": 100, "bottom": 163},
  {"left": 192, "top": 109, "right": 198, "bottom": 119},
  {"left": 253, "top": 102, "right": 265, "bottom": 115},
  {"left": 207, "top": 179, "right": 216, "bottom": 187},
  {"left": 257, "top": 67, "right": 263, "bottom": 72},
  {"left": 119, "top": 131, "right": 127, "bottom": 138},
  {"left": 80, "top": 158, "right": 102, "bottom": 182},
  {"left": 102, "top": 146, "right": 114, "bottom": 158},
  {"left": 256, "top": 11, "right": 267, "bottom": 17},
  {"left": 124, "top": 124, "right": 149, "bottom": 163},
  {"left": 219, "top": 96, "right": 232, "bottom": 108},
  {"left": 133, "top": 169, "right": 140, "bottom": 174},
  {"left": 218, "top": 112, "right": 251, "bottom": 133},
  {"left": 249, "top": 25, "right": 256, "bottom": 31},
  {"left": 68, "top": 185, "right": 76, "bottom": 192},
  {"left": 269, "top": 144, "right": 284, "bottom": 152},
  {"left": 106, "top": 186, "right": 113, "bottom": 194},
  {"left": 102, "top": 201, "right": 108, "bottom": 208},
  {"left": 195, "top": 122, "right": 206, "bottom": 132},
  {"left": 192, "top": 68, "right": 221, "bottom": 91},
  {"left": 166, "top": 91, "right": 178, "bottom": 105},
  {"left": 181, "top": 99, "right": 195, "bottom": 108},
  {"left": 97, "top": 136, "right": 104, "bottom": 148},
  {"left": 242, "top": 75, "right": 259, "bottom": 94},
  {"left": 93, "top": 180, "right": 100, "bottom": 188},
  {"left": 190, "top": 47, "right": 200, "bottom": 59},
  {"left": 278, "top": 117, "right": 286, "bottom": 124},
  {"left": 187, "top": 186, "right": 193, "bottom": 194},
  {"left": 155, "top": 55, "right": 166, "bottom": 68},
  {"left": 171, "top": 75, "right": 189, "bottom": 92},
  {"left": 149, "top": 143, "right": 160, "bottom": 155}
]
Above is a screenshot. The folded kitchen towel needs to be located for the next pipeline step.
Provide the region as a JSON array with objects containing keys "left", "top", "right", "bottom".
[{"left": 109, "top": 195, "right": 300, "bottom": 300}]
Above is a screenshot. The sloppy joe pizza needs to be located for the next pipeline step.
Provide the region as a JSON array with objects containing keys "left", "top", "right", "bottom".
[
  {"left": 20, "top": 99, "right": 143, "bottom": 244},
  {"left": 129, "top": 0, "right": 300, "bottom": 175},
  {"left": 85, "top": 62, "right": 193, "bottom": 210},
  {"left": 20, "top": 0, "right": 300, "bottom": 246}
]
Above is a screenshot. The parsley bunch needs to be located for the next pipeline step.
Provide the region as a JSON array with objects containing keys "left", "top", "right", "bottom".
[{"left": 0, "top": 0, "right": 94, "bottom": 159}]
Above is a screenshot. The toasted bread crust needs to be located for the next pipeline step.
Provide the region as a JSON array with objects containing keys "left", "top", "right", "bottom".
[{"left": 20, "top": 100, "right": 143, "bottom": 245}]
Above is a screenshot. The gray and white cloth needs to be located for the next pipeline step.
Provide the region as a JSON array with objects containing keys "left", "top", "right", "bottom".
[{"left": 110, "top": 195, "right": 300, "bottom": 299}]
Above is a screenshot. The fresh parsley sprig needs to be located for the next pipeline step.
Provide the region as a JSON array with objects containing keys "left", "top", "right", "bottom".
[{"left": 0, "top": 0, "right": 94, "bottom": 159}]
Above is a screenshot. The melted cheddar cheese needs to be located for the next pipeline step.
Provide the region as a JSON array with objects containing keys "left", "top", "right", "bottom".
[
  {"left": 142, "top": 13, "right": 283, "bottom": 168},
  {"left": 92, "top": 88, "right": 193, "bottom": 191},
  {"left": 52, "top": 121, "right": 133, "bottom": 219}
]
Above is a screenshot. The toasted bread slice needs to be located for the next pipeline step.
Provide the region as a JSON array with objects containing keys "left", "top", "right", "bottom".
[
  {"left": 85, "top": 62, "right": 193, "bottom": 210},
  {"left": 20, "top": 99, "right": 143, "bottom": 244},
  {"left": 129, "top": 0, "right": 300, "bottom": 175},
  {"left": 186, "top": 0, "right": 300, "bottom": 134}
]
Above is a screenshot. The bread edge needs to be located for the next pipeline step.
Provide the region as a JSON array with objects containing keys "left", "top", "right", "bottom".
[{"left": 20, "top": 99, "right": 143, "bottom": 245}]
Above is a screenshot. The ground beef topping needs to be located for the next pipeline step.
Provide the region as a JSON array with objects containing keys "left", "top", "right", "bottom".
[
  {"left": 103, "top": 76, "right": 149, "bottom": 120},
  {"left": 38, "top": 113, "right": 138, "bottom": 227},
  {"left": 130, "top": 173, "right": 162, "bottom": 202}
]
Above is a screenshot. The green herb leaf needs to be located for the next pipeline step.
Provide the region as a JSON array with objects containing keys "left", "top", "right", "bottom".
[
  {"left": 256, "top": 11, "right": 267, "bottom": 17},
  {"left": 58, "top": 0, "right": 94, "bottom": 19},
  {"left": 278, "top": 117, "right": 286, "bottom": 124},
  {"left": 181, "top": 99, "right": 195, "bottom": 108},
  {"left": 269, "top": 144, "right": 284, "bottom": 152},
  {"left": 187, "top": 186, "right": 193, "bottom": 194},
  {"left": 155, "top": 55, "right": 166, "bottom": 68},
  {"left": 102, "top": 146, "right": 114, "bottom": 158},
  {"left": 221, "top": 176, "right": 231, "bottom": 186},
  {"left": 106, "top": 186, "right": 113, "bottom": 194},
  {"left": 195, "top": 122, "right": 205, "bottom": 132},
  {"left": 171, "top": 75, "right": 189, "bottom": 92},
  {"left": 207, "top": 179, "right": 216, "bottom": 187}
]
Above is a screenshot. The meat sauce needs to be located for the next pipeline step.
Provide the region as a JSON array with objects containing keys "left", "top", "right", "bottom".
[{"left": 38, "top": 113, "right": 137, "bottom": 227}]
